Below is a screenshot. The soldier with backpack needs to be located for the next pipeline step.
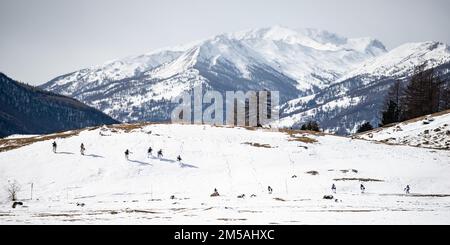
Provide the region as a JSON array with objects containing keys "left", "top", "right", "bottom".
[
  {"left": 147, "top": 147, "right": 153, "bottom": 158},
  {"left": 125, "top": 149, "right": 131, "bottom": 160},
  {"left": 211, "top": 188, "right": 220, "bottom": 197},
  {"left": 52, "top": 141, "right": 57, "bottom": 153},
  {"left": 157, "top": 149, "right": 163, "bottom": 158},
  {"left": 331, "top": 184, "right": 337, "bottom": 194},
  {"left": 404, "top": 185, "right": 410, "bottom": 194},
  {"left": 360, "top": 184, "right": 366, "bottom": 193}
]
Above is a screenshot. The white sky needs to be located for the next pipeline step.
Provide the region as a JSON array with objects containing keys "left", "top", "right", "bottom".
[{"left": 1, "top": 0, "right": 449, "bottom": 85}]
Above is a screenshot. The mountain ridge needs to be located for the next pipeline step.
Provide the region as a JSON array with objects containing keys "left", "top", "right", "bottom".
[
  {"left": 0, "top": 72, "right": 119, "bottom": 137},
  {"left": 40, "top": 26, "right": 450, "bottom": 133}
]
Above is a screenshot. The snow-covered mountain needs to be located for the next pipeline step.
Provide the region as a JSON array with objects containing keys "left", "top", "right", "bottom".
[
  {"left": 1, "top": 124, "right": 450, "bottom": 224},
  {"left": 41, "top": 26, "right": 386, "bottom": 123},
  {"left": 340, "top": 41, "right": 450, "bottom": 80},
  {"left": 0, "top": 73, "right": 118, "bottom": 138},
  {"left": 277, "top": 41, "right": 450, "bottom": 134},
  {"left": 41, "top": 26, "right": 450, "bottom": 133}
]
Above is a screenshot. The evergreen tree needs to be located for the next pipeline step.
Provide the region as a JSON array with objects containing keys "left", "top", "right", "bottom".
[
  {"left": 439, "top": 83, "right": 450, "bottom": 111},
  {"left": 379, "top": 66, "right": 449, "bottom": 127},
  {"left": 380, "top": 80, "right": 402, "bottom": 126},
  {"left": 300, "top": 121, "right": 321, "bottom": 132},
  {"left": 357, "top": 122, "right": 373, "bottom": 133},
  {"left": 403, "top": 66, "right": 442, "bottom": 120},
  {"left": 380, "top": 100, "right": 400, "bottom": 126}
]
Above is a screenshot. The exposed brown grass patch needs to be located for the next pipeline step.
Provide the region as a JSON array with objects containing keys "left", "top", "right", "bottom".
[
  {"left": 242, "top": 142, "right": 275, "bottom": 148},
  {"left": 334, "top": 178, "right": 384, "bottom": 182},
  {"left": 339, "top": 169, "right": 359, "bottom": 174},
  {"left": 34, "top": 213, "right": 82, "bottom": 218},
  {"left": 273, "top": 197, "right": 287, "bottom": 202},
  {"left": 125, "top": 209, "right": 162, "bottom": 214},
  {"left": 306, "top": 170, "right": 320, "bottom": 176},
  {"left": 280, "top": 128, "right": 325, "bottom": 137},
  {"left": 280, "top": 129, "right": 320, "bottom": 144},
  {"left": 106, "top": 123, "right": 148, "bottom": 133},
  {"left": 217, "top": 218, "right": 247, "bottom": 221},
  {"left": 289, "top": 136, "right": 318, "bottom": 144}
]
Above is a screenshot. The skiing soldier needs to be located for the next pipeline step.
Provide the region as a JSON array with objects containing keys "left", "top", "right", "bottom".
[
  {"left": 147, "top": 147, "right": 153, "bottom": 157},
  {"left": 332, "top": 184, "right": 337, "bottom": 194},
  {"left": 157, "top": 149, "right": 163, "bottom": 158},
  {"left": 52, "top": 141, "right": 57, "bottom": 153},
  {"left": 125, "top": 149, "right": 130, "bottom": 160}
]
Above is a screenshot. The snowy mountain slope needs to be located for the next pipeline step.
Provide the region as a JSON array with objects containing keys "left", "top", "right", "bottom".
[
  {"left": 41, "top": 26, "right": 386, "bottom": 123},
  {"left": 356, "top": 110, "right": 450, "bottom": 150},
  {"left": 277, "top": 42, "right": 450, "bottom": 134},
  {"left": 340, "top": 41, "right": 450, "bottom": 81},
  {"left": 1, "top": 124, "right": 450, "bottom": 224},
  {"left": 45, "top": 49, "right": 186, "bottom": 97}
]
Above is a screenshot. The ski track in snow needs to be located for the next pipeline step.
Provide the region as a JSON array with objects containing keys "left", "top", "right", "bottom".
[{"left": 0, "top": 124, "right": 449, "bottom": 224}]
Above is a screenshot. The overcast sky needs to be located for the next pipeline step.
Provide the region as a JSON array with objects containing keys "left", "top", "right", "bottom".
[{"left": 1, "top": 0, "right": 449, "bottom": 85}]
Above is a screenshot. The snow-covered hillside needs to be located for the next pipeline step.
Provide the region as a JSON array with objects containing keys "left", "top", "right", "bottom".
[
  {"left": 1, "top": 124, "right": 449, "bottom": 224},
  {"left": 357, "top": 110, "right": 450, "bottom": 150}
]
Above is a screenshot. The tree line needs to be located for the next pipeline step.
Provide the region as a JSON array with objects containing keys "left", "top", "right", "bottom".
[
  {"left": 379, "top": 65, "right": 450, "bottom": 127},
  {"left": 299, "top": 65, "right": 449, "bottom": 134}
]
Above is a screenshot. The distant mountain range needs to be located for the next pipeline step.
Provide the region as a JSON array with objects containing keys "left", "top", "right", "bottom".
[
  {"left": 0, "top": 73, "right": 118, "bottom": 138},
  {"left": 276, "top": 41, "right": 450, "bottom": 134},
  {"left": 40, "top": 26, "right": 450, "bottom": 134}
]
